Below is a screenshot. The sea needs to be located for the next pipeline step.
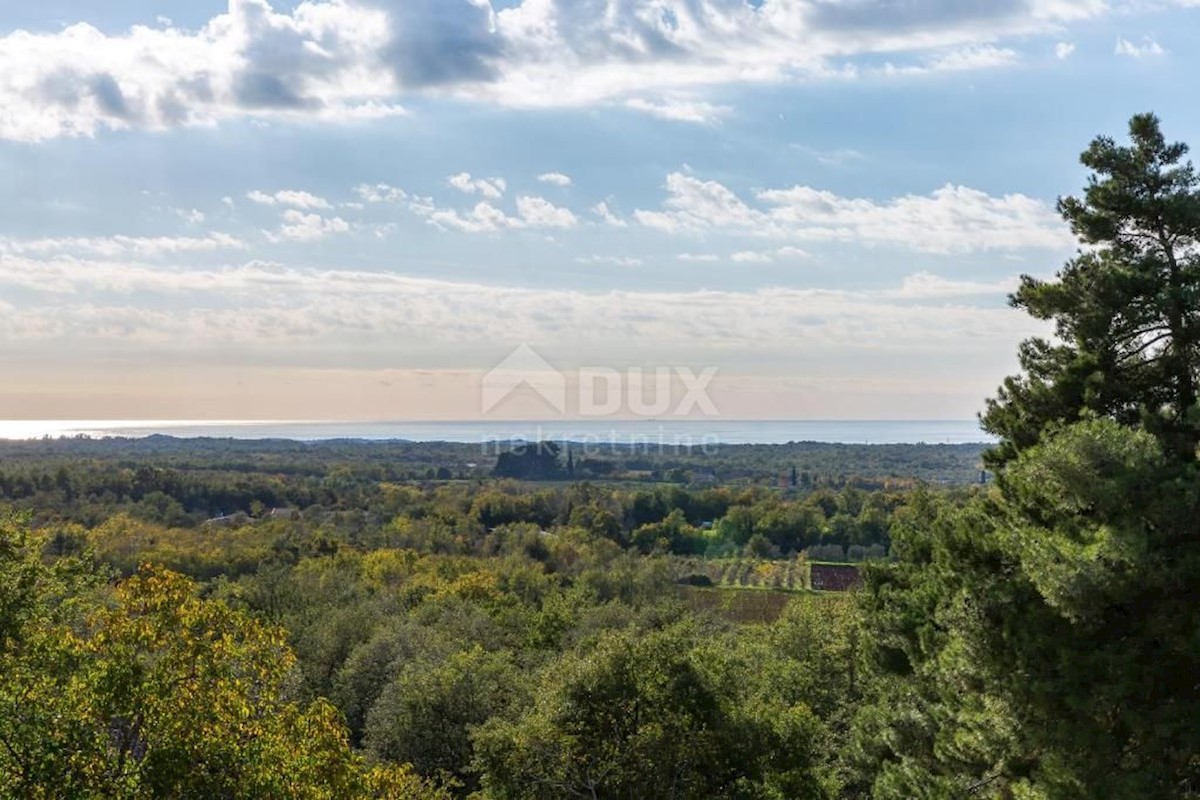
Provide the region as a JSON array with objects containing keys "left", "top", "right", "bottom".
[{"left": 0, "top": 419, "right": 992, "bottom": 445}]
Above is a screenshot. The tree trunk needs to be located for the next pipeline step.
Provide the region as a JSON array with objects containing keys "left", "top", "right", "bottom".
[{"left": 1159, "top": 232, "right": 1198, "bottom": 461}]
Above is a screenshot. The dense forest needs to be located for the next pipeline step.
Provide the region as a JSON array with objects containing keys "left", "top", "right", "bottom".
[
  {"left": 3, "top": 114, "right": 1200, "bottom": 798},
  {"left": 0, "top": 433, "right": 974, "bottom": 558},
  {"left": 0, "top": 434, "right": 986, "bottom": 497}
]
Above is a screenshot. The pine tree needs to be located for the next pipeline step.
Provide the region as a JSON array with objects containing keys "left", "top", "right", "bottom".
[
  {"left": 983, "top": 113, "right": 1200, "bottom": 465},
  {"left": 855, "top": 115, "right": 1200, "bottom": 799}
]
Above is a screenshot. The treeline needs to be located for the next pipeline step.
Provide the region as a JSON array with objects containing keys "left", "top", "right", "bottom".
[
  {"left": 0, "top": 435, "right": 987, "bottom": 495},
  {"left": 20, "top": 474, "right": 946, "bottom": 573},
  {"left": 0, "top": 438, "right": 981, "bottom": 536}
]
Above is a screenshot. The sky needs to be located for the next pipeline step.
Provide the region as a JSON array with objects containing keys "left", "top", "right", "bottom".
[{"left": 1, "top": 0, "right": 1199, "bottom": 422}]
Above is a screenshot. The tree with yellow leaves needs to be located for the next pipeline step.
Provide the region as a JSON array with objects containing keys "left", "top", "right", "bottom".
[{"left": 0, "top": 514, "right": 447, "bottom": 799}]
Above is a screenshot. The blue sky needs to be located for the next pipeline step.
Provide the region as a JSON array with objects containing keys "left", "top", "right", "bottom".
[{"left": 1, "top": 0, "right": 1198, "bottom": 421}]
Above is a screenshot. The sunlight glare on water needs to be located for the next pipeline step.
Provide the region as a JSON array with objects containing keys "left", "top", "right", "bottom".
[{"left": 0, "top": 420, "right": 285, "bottom": 440}]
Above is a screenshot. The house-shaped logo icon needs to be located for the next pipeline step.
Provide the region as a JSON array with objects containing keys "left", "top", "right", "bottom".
[{"left": 481, "top": 344, "right": 567, "bottom": 415}]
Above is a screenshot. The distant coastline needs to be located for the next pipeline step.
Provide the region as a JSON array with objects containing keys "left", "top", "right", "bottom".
[{"left": 0, "top": 419, "right": 993, "bottom": 445}]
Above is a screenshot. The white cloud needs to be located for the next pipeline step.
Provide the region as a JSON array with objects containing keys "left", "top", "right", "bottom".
[
  {"left": 0, "top": 0, "right": 403, "bottom": 142},
  {"left": 515, "top": 196, "right": 577, "bottom": 229},
  {"left": 591, "top": 201, "right": 628, "bottom": 228},
  {"left": 732, "top": 250, "right": 775, "bottom": 264},
  {"left": 0, "top": 257, "right": 1042, "bottom": 404},
  {"left": 635, "top": 172, "right": 1073, "bottom": 253},
  {"left": 925, "top": 45, "right": 1019, "bottom": 72},
  {"left": 421, "top": 202, "right": 511, "bottom": 234},
  {"left": 677, "top": 253, "right": 719, "bottom": 262},
  {"left": 884, "top": 271, "right": 1019, "bottom": 299},
  {"left": 575, "top": 255, "right": 644, "bottom": 267},
  {"left": 174, "top": 208, "right": 206, "bottom": 224},
  {"left": 447, "top": 173, "right": 507, "bottom": 199},
  {"left": 537, "top": 172, "right": 573, "bottom": 187},
  {"left": 354, "top": 183, "right": 407, "bottom": 203},
  {"left": 0, "top": 0, "right": 1110, "bottom": 142},
  {"left": 1055, "top": 41, "right": 1076, "bottom": 59},
  {"left": 635, "top": 173, "right": 762, "bottom": 234},
  {"left": 876, "top": 45, "right": 1020, "bottom": 77},
  {"left": 730, "top": 246, "right": 813, "bottom": 263},
  {"left": 1115, "top": 36, "right": 1166, "bottom": 58},
  {"left": 414, "top": 194, "right": 576, "bottom": 233},
  {"left": 483, "top": 0, "right": 1090, "bottom": 112},
  {"left": 776, "top": 246, "right": 811, "bottom": 259},
  {"left": 625, "top": 96, "right": 731, "bottom": 124},
  {"left": 266, "top": 210, "right": 351, "bottom": 242},
  {"left": 247, "top": 189, "right": 332, "bottom": 210},
  {"left": 0, "top": 232, "right": 245, "bottom": 258}
]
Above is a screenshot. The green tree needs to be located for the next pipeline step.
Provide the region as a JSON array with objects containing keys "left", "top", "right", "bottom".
[
  {"left": 332, "top": 621, "right": 451, "bottom": 744},
  {"left": 855, "top": 114, "right": 1200, "bottom": 799},
  {"left": 0, "top": 526, "right": 444, "bottom": 799},
  {"left": 983, "top": 113, "right": 1200, "bottom": 465},
  {"left": 472, "top": 622, "right": 831, "bottom": 799},
  {"left": 364, "top": 646, "right": 526, "bottom": 791},
  {"left": 854, "top": 421, "right": 1200, "bottom": 798}
]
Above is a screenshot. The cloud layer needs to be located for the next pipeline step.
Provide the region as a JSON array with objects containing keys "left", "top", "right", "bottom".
[
  {"left": 0, "top": 255, "right": 1037, "bottom": 366},
  {"left": 634, "top": 172, "right": 1071, "bottom": 253},
  {"left": 0, "top": 0, "right": 1110, "bottom": 141}
]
